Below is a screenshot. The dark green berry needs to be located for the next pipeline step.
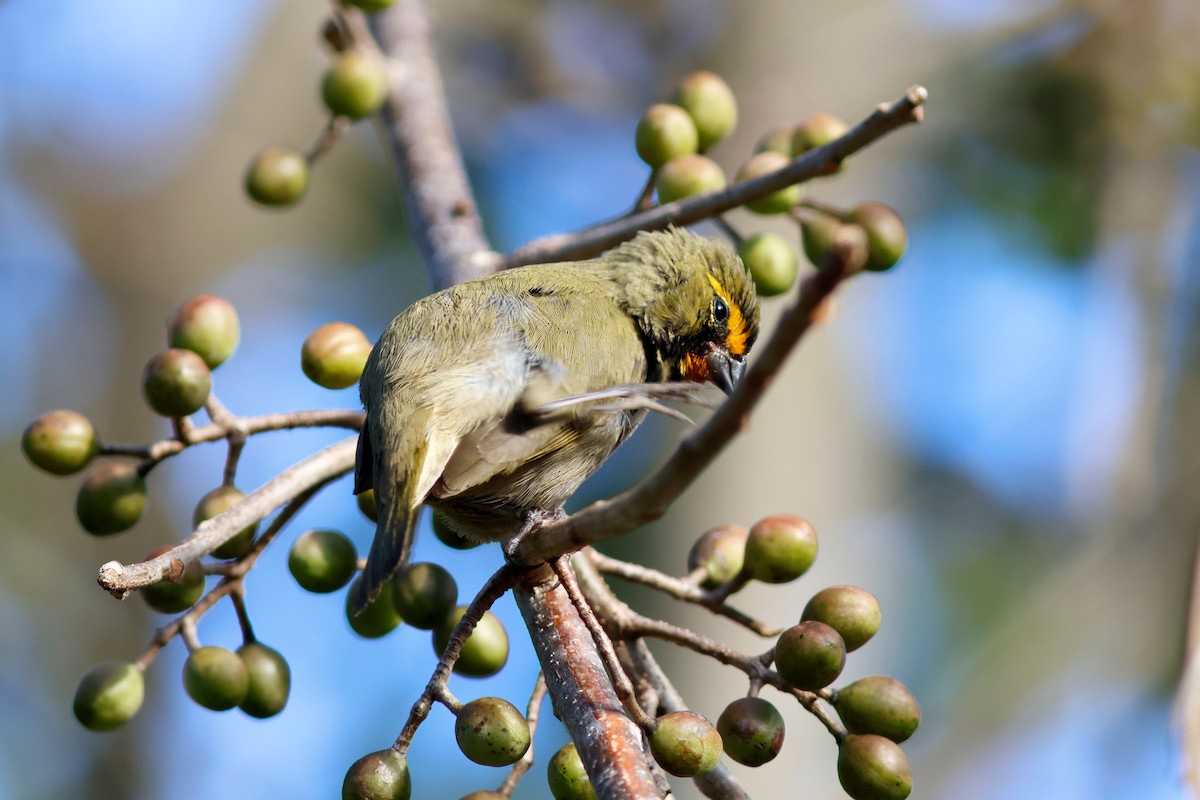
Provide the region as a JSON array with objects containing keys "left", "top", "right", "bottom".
[
  {"left": 775, "top": 620, "right": 846, "bottom": 690},
  {"left": 738, "top": 232, "right": 799, "bottom": 297},
  {"left": 21, "top": 410, "right": 99, "bottom": 476},
  {"left": 193, "top": 485, "right": 257, "bottom": 559},
  {"left": 716, "top": 696, "right": 785, "bottom": 767},
  {"left": 290, "top": 529, "right": 358, "bottom": 593},
  {"left": 834, "top": 676, "right": 920, "bottom": 743},
  {"left": 322, "top": 51, "right": 388, "bottom": 120},
  {"left": 433, "top": 607, "right": 508, "bottom": 677},
  {"left": 183, "top": 646, "right": 249, "bottom": 711},
  {"left": 837, "top": 734, "right": 912, "bottom": 800},
  {"left": 302, "top": 322, "right": 372, "bottom": 390},
  {"left": 431, "top": 508, "right": 481, "bottom": 550},
  {"left": 342, "top": 749, "right": 411, "bottom": 800},
  {"left": 237, "top": 642, "right": 291, "bottom": 719},
  {"left": 801, "top": 214, "right": 870, "bottom": 272},
  {"left": 655, "top": 154, "right": 726, "bottom": 205},
  {"left": 736, "top": 151, "right": 802, "bottom": 214},
  {"left": 245, "top": 147, "right": 308, "bottom": 207},
  {"left": 547, "top": 743, "right": 595, "bottom": 800},
  {"left": 848, "top": 202, "right": 908, "bottom": 272},
  {"left": 357, "top": 489, "right": 379, "bottom": 522},
  {"left": 649, "top": 710, "right": 722, "bottom": 777},
  {"left": 673, "top": 70, "right": 738, "bottom": 151},
  {"left": 346, "top": 575, "right": 403, "bottom": 638},
  {"left": 73, "top": 661, "right": 144, "bottom": 731},
  {"left": 392, "top": 562, "right": 457, "bottom": 630},
  {"left": 635, "top": 103, "right": 699, "bottom": 168},
  {"left": 455, "top": 696, "right": 531, "bottom": 767},
  {"left": 141, "top": 546, "right": 205, "bottom": 614},
  {"left": 142, "top": 349, "right": 211, "bottom": 418},
  {"left": 168, "top": 294, "right": 240, "bottom": 369},
  {"left": 345, "top": 0, "right": 397, "bottom": 10},
  {"left": 75, "top": 461, "right": 147, "bottom": 536},
  {"left": 686, "top": 524, "right": 748, "bottom": 589},
  {"left": 744, "top": 514, "right": 818, "bottom": 584},
  {"left": 802, "top": 585, "right": 881, "bottom": 652}
]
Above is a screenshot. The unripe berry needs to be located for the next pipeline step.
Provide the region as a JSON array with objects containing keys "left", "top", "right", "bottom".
[
  {"left": 357, "top": 489, "right": 378, "bottom": 522},
  {"left": 756, "top": 124, "right": 797, "bottom": 156},
  {"left": 142, "top": 349, "right": 211, "bottom": 417},
  {"left": 433, "top": 607, "right": 509, "bottom": 677},
  {"left": 73, "top": 661, "right": 144, "bottom": 731},
  {"left": 791, "top": 112, "right": 849, "bottom": 155},
  {"left": 673, "top": 70, "right": 738, "bottom": 151},
  {"left": 290, "top": 529, "right": 358, "bottom": 593},
  {"left": 392, "top": 562, "right": 457, "bottom": 630},
  {"left": 547, "top": 743, "right": 595, "bottom": 800},
  {"left": 716, "top": 696, "right": 785, "bottom": 767},
  {"left": 168, "top": 294, "right": 240, "bottom": 369},
  {"left": 431, "top": 507, "right": 481, "bottom": 550},
  {"left": 22, "top": 410, "right": 99, "bottom": 476},
  {"left": 649, "top": 711, "right": 722, "bottom": 777},
  {"left": 655, "top": 154, "right": 726, "bottom": 205},
  {"left": 346, "top": 575, "right": 403, "bottom": 638},
  {"left": 183, "top": 646, "right": 249, "bottom": 711},
  {"left": 245, "top": 147, "right": 308, "bottom": 207},
  {"left": 837, "top": 734, "right": 912, "bottom": 800},
  {"left": 322, "top": 51, "right": 389, "bottom": 120},
  {"left": 342, "top": 749, "right": 411, "bottom": 800},
  {"left": 455, "top": 696, "right": 531, "bottom": 767},
  {"left": 686, "top": 524, "right": 748, "bottom": 589},
  {"left": 237, "top": 642, "right": 291, "bottom": 719},
  {"left": 802, "top": 585, "right": 881, "bottom": 652},
  {"left": 141, "top": 546, "right": 205, "bottom": 614},
  {"left": 76, "top": 461, "right": 147, "bottom": 536},
  {"left": 801, "top": 214, "right": 870, "bottom": 273},
  {"left": 833, "top": 676, "right": 920, "bottom": 743},
  {"left": 193, "top": 485, "right": 258, "bottom": 560},
  {"left": 848, "top": 201, "right": 908, "bottom": 272},
  {"left": 738, "top": 232, "right": 799, "bottom": 297},
  {"left": 744, "top": 514, "right": 818, "bottom": 584},
  {"left": 635, "top": 103, "right": 699, "bottom": 168},
  {"left": 302, "top": 322, "right": 372, "bottom": 390},
  {"left": 736, "top": 151, "right": 802, "bottom": 215},
  {"left": 775, "top": 620, "right": 846, "bottom": 691},
  {"left": 345, "top": 0, "right": 397, "bottom": 11}
]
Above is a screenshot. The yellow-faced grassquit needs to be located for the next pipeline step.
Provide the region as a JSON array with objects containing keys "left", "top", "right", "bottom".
[{"left": 351, "top": 228, "right": 760, "bottom": 612}]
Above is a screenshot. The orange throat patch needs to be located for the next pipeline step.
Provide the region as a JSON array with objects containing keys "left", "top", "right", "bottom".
[{"left": 680, "top": 351, "right": 711, "bottom": 384}]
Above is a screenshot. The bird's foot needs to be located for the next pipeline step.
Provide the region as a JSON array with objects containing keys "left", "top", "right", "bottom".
[{"left": 503, "top": 507, "right": 567, "bottom": 565}]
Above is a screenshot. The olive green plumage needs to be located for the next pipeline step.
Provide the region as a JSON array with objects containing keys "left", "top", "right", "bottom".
[{"left": 352, "top": 228, "right": 760, "bottom": 612}]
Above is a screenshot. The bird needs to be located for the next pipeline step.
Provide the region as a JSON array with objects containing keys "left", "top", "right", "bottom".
[{"left": 351, "top": 227, "right": 760, "bottom": 613}]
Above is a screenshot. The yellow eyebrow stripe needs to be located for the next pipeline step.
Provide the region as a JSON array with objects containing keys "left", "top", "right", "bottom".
[{"left": 707, "top": 273, "right": 749, "bottom": 357}]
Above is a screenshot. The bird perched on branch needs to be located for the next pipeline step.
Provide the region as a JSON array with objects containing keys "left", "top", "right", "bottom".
[{"left": 351, "top": 228, "right": 760, "bottom": 612}]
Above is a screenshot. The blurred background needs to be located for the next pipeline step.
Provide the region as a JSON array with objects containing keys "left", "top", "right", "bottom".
[{"left": 3, "top": 0, "right": 1199, "bottom": 797}]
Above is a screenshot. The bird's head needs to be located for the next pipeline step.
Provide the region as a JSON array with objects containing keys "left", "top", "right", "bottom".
[{"left": 607, "top": 228, "right": 760, "bottom": 394}]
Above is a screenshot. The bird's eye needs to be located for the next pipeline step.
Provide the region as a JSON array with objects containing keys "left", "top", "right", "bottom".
[{"left": 712, "top": 297, "right": 730, "bottom": 325}]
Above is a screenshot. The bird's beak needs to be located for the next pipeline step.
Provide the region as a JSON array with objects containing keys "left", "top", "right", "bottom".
[{"left": 706, "top": 348, "right": 745, "bottom": 395}]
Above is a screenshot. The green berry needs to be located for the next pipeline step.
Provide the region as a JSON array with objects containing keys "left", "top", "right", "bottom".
[
  {"left": 716, "top": 696, "right": 785, "bottom": 767},
  {"left": 655, "top": 154, "right": 726, "bottom": 205},
  {"left": 738, "top": 232, "right": 799, "bottom": 297},
  {"left": 141, "top": 546, "right": 205, "bottom": 614},
  {"left": 802, "top": 585, "right": 882, "bottom": 652},
  {"left": 357, "top": 489, "right": 379, "bottom": 522},
  {"left": 73, "top": 661, "right": 144, "bottom": 731},
  {"left": 346, "top": 575, "right": 403, "bottom": 638},
  {"left": 837, "top": 734, "right": 912, "bottom": 800},
  {"left": 686, "top": 524, "right": 748, "bottom": 589},
  {"left": 791, "top": 112, "right": 849, "bottom": 155},
  {"left": 167, "top": 294, "right": 240, "bottom": 369},
  {"left": 834, "top": 676, "right": 921, "bottom": 743},
  {"left": 322, "top": 51, "right": 389, "bottom": 120},
  {"left": 431, "top": 508, "right": 481, "bottom": 550},
  {"left": 547, "top": 743, "right": 595, "bottom": 800},
  {"left": 183, "top": 646, "right": 249, "bottom": 711},
  {"left": 289, "top": 529, "right": 358, "bottom": 593},
  {"left": 433, "top": 607, "right": 508, "bottom": 677},
  {"left": 455, "top": 696, "right": 531, "bottom": 767},
  {"left": 649, "top": 711, "right": 722, "bottom": 777},
  {"left": 245, "top": 147, "right": 308, "bottom": 207},
  {"left": 801, "top": 214, "right": 870, "bottom": 272},
  {"left": 736, "top": 151, "right": 802, "bottom": 214},
  {"left": 392, "top": 562, "right": 457, "bottom": 630},
  {"left": 237, "top": 642, "right": 291, "bottom": 719},
  {"left": 848, "top": 202, "right": 908, "bottom": 272},
  {"left": 345, "top": 0, "right": 397, "bottom": 10},
  {"left": 21, "top": 410, "right": 99, "bottom": 476},
  {"left": 342, "top": 749, "right": 411, "bottom": 800},
  {"left": 775, "top": 620, "right": 846, "bottom": 691},
  {"left": 635, "top": 103, "right": 699, "bottom": 168},
  {"left": 75, "top": 461, "right": 147, "bottom": 536},
  {"left": 142, "top": 349, "right": 211, "bottom": 418},
  {"left": 744, "top": 514, "right": 818, "bottom": 584},
  {"left": 756, "top": 124, "right": 797, "bottom": 156},
  {"left": 194, "top": 485, "right": 258, "bottom": 560},
  {"left": 302, "top": 322, "right": 372, "bottom": 390},
  {"left": 673, "top": 70, "right": 738, "bottom": 151}
]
